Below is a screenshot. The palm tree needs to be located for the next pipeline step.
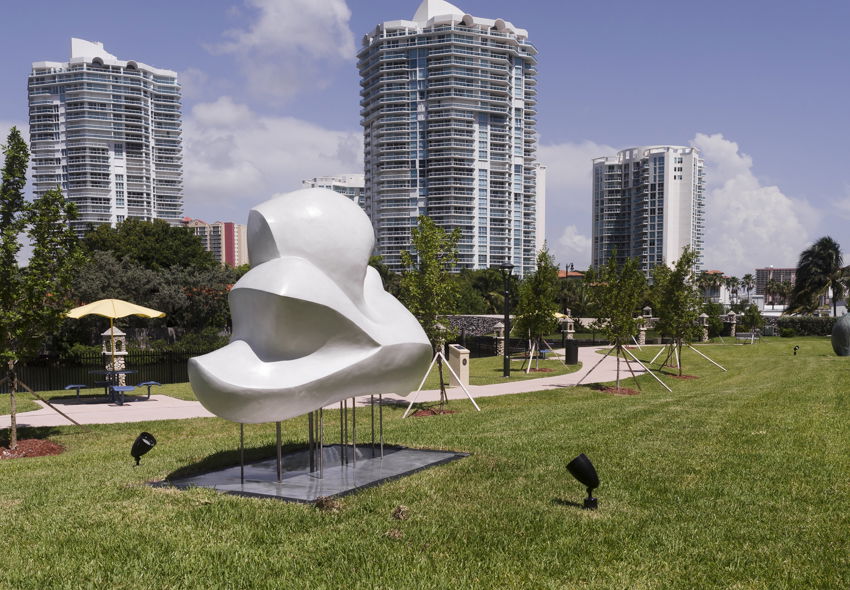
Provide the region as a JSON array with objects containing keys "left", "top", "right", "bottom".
[
  {"left": 778, "top": 281, "right": 793, "bottom": 306},
  {"left": 765, "top": 278, "right": 780, "bottom": 308},
  {"left": 724, "top": 275, "right": 739, "bottom": 304},
  {"left": 788, "top": 236, "right": 849, "bottom": 316},
  {"left": 741, "top": 274, "right": 755, "bottom": 302}
]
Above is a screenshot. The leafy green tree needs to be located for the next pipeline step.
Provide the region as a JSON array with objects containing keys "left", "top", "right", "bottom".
[
  {"left": 703, "top": 302, "right": 725, "bottom": 337},
  {"left": 465, "top": 268, "right": 517, "bottom": 314},
  {"left": 559, "top": 273, "right": 591, "bottom": 317},
  {"left": 515, "top": 245, "right": 559, "bottom": 353},
  {"left": 82, "top": 218, "right": 217, "bottom": 270},
  {"left": 369, "top": 255, "right": 400, "bottom": 297},
  {"left": 399, "top": 216, "right": 459, "bottom": 407},
  {"left": 788, "top": 236, "right": 848, "bottom": 316},
  {"left": 1, "top": 127, "right": 83, "bottom": 449},
  {"left": 740, "top": 303, "right": 764, "bottom": 332},
  {"left": 453, "top": 272, "right": 490, "bottom": 315},
  {"left": 651, "top": 246, "right": 702, "bottom": 375},
  {"left": 585, "top": 254, "right": 647, "bottom": 389},
  {"left": 61, "top": 251, "right": 242, "bottom": 348}
]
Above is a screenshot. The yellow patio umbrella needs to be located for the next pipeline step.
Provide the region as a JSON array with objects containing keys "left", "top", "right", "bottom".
[{"left": 66, "top": 299, "right": 166, "bottom": 370}]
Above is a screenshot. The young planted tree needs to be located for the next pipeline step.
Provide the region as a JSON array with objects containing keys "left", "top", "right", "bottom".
[
  {"left": 1, "top": 127, "right": 84, "bottom": 449},
  {"left": 651, "top": 246, "right": 703, "bottom": 376},
  {"left": 515, "top": 245, "right": 559, "bottom": 368},
  {"left": 584, "top": 255, "right": 647, "bottom": 390},
  {"left": 399, "top": 216, "right": 459, "bottom": 408}
]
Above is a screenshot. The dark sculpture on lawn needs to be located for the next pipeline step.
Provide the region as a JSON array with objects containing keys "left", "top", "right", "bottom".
[{"left": 831, "top": 313, "right": 850, "bottom": 356}]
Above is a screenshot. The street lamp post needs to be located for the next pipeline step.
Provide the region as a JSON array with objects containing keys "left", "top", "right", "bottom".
[{"left": 498, "top": 262, "right": 515, "bottom": 377}]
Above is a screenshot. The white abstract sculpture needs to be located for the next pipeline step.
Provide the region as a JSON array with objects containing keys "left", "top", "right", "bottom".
[{"left": 188, "top": 188, "right": 432, "bottom": 423}]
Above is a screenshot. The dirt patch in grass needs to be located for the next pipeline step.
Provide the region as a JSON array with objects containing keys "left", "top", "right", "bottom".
[
  {"left": 0, "top": 439, "right": 65, "bottom": 460},
  {"left": 596, "top": 386, "right": 640, "bottom": 396},
  {"left": 527, "top": 368, "right": 554, "bottom": 373},
  {"left": 412, "top": 408, "right": 457, "bottom": 417},
  {"left": 670, "top": 375, "right": 698, "bottom": 380}
]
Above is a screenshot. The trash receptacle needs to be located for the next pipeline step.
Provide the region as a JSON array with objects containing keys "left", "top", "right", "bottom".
[
  {"left": 447, "top": 344, "right": 470, "bottom": 386},
  {"left": 565, "top": 341, "right": 578, "bottom": 365}
]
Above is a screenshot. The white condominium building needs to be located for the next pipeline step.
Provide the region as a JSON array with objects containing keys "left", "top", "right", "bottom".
[
  {"left": 302, "top": 174, "right": 366, "bottom": 209},
  {"left": 28, "top": 38, "right": 182, "bottom": 233},
  {"left": 592, "top": 146, "right": 705, "bottom": 276},
  {"left": 358, "top": 0, "right": 540, "bottom": 276}
]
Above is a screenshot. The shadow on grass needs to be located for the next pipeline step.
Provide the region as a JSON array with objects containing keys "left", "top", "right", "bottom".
[
  {"left": 551, "top": 498, "right": 585, "bottom": 509},
  {"left": 0, "top": 426, "right": 63, "bottom": 446},
  {"left": 165, "top": 441, "right": 306, "bottom": 481}
]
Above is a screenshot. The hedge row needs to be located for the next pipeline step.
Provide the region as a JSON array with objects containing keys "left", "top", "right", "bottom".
[{"left": 776, "top": 316, "right": 836, "bottom": 336}]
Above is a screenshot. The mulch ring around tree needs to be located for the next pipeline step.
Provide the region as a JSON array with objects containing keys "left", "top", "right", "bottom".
[
  {"left": 590, "top": 384, "right": 640, "bottom": 396},
  {"left": 0, "top": 439, "right": 65, "bottom": 460},
  {"left": 412, "top": 409, "right": 457, "bottom": 417}
]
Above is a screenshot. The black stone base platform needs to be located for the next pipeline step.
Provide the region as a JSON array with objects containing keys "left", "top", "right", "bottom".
[{"left": 157, "top": 444, "right": 468, "bottom": 503}]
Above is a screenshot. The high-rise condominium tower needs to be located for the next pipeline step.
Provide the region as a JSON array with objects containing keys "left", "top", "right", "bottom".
[
  {"left": 29, "top": 38, "right": 182, "bottom": 233},
  {"left": 359, "top": 0, "right": 539, "bottom": 276},
  {"left": 591, "top": 146, "right": 705, "bottom": 276}
]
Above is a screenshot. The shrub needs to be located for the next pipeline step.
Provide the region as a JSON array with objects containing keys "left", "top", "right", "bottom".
[
  {"left": 777, "top": 316, "right": 836, "bottom": 336},
  {"left": 780, "top": 327, "right": 796, "bottom": 338}
]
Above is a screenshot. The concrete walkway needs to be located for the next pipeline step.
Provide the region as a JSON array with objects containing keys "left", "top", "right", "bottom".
[{"left": 1, "top": 345, "right": 651, "bottom": 429}]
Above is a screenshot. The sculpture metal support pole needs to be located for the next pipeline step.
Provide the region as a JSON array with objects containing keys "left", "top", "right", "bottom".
[
  {"left": 308, "top": 411, "right": 315, "bottom": 473},
  {"left": 275, "top": 421, "right": 283, "bottom": 483},
  {"left": 339, "top": 401, "right": 345, "bottom": 467},
  {"left": 240, "top": 423, "right": 244, "bottom": 485},
  {"left": 379, "top": 394, "right": 384, "bottom": 459},
  {"left": 344, "top": 399, "right": 349, "bottom": 466},
  {"left": 352, "top": 397, "right": 357, "bottom": 468},
  {"left": 370, "top": 394, "right": 376, "bottom": 458},
  {"left": 319, "top": 408, "right": 325, "bottom": 479}
]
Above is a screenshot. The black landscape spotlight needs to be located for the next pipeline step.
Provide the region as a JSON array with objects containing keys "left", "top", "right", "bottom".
[
  {"left": 131, "top": 432, "right": 157, "bottom": 466},
  {"left": 793, "top": 345, "right": 800, "bottom": 356},
  {"left": 567, "top": 453, "right": 600, "bottom": 510}
]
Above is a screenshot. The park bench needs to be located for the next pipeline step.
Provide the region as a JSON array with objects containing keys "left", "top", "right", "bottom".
[
  {"left": 137, "top": 381, "right": 161, "bottom": 399},
  {"left": 735, "top": 331, "right": 760, "bottom": 344},
  {"left": 64, "top": 384, "right": 89, "bottom": 400},
  {"left": 110, "top": 385, "right": 136, "bottom": 406}
]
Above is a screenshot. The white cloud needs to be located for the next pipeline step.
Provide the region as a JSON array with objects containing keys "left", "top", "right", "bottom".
[
  {"left": 0, "top": 121, "right": 28, "bottom": 145},
  {"left": 833, "top": 187, "right": 850, "bottom": 221},
  {"left": 211, "top": 0, "right": 355, "bottom": 101},
  {"left": 183, "top": 97, "right": 362, "bottom": 221},
  {"left": 538, "top": 140, "right": 617, "bottom": 268},
  {"left": 692, "top": 133, "right": 819, "bottom": 275},
  {"left": 556, "top": 225, "right": 592, "bottom": 269}
]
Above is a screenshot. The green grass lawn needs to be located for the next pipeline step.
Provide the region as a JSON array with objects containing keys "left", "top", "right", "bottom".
[
  {"left": 0, "top": 394, "right": 40, "bottom": 414},
  {"left": 0, "top": 337, "right": 848, "bottom": 589},
  {"left": 419, "top": 354, "right": 580, "bottom": 390},
  {"left": 5, "top": 358, "right": 577, "bottom": 409}
]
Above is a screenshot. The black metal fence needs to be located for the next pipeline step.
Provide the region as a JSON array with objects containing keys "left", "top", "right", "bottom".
[{"left": 0, "top": 349, "right": 214, "bottom": 393}]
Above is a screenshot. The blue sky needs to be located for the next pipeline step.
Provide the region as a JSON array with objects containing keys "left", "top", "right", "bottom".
[{"left": 2, "top": 0, "right": 848, "bottom": 276}]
